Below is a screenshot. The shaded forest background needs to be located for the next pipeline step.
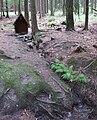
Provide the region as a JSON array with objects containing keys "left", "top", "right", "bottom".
[{"left": 0, "top": 0, "right": 97, "bottom": 33}]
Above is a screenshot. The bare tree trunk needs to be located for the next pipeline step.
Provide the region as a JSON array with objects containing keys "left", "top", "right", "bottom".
[
  {"left": 30, "top": 0, "right": 39, "bottom": 35},
  {"left": 66, "top": 0, "right": 74, "bottom": 31},
  {"left": 90, "top": 0, "right": 93, "bottom": 14},
  {"left": 24, "top": 0, "right": 29, "bottom": 25},
  {"left": 14, "top": 0, "right": 17, "bottom": 15},
  {"left": 39, "top": 0, "right": 45, "bottom": 18},
  {"left": 0, "top": 0, "right": 3, "bottom": 19},
  {"left": 50, "top": 0, "right": 54, "bottom": 16},
  {"left": 62, "top": 0, "right": 66, "bottom": 15},
  {"left": 94, "top": 0, "right": 97, "bottom": 9},
  {"left": 83, "top": 0, "right": 89, "bottom": 30},
  {"left": 39, "top": 0, "right": 42, "bottom": 18},
  {"left": 18, "top": 0, "right": 21, "bottom": 14},
  {"left": 2, "top": 0, "right": 5, "bottom": 16},
  {"left": 5, "top": 0, "right": 9, "bottom": 18},
  {"left": 46, "top": 0, "right": 48, "bottom": 13}
]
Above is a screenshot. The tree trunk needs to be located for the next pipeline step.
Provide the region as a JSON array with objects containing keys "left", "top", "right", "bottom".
[
  {"left": 94, "top": 0, "right": 96, "bottom": 9},
  {"left": 39, "top": 0, "right": 42, "bottom": 18},
  {"left": 18, "top": 0, "right": 21, "bottom": 14},
  {"left": 90, "top": 0, "right": 93, "bottom": 14},
  {"left": 14, "top": 0, "right": 17, "bottom": 15},
  {"left": 46, "top": 0, "right": 48, "bottom": 13},
  {"left": 0, "top": 0, "right": 2, "bottom": 19},
  {"left": 83, "top": 0, "right": 89, "bottom": 30},
  {"left": 66, "top": 0, "right": 74, "bottom": 31},
  {"left": 30, "top": 0, "right": 39, "bottom": 35},
  {"left": 5, "top": 0, "right": 9, "bottom": 18},
  {"left": 62, "top": 0, "right": 66, "bottom": 15},
  {"left": 50, "top": 0, "right": 54, "bottom": 16},
  {"left": 24, "top": 0, "right": 29, "bottom": 25}
]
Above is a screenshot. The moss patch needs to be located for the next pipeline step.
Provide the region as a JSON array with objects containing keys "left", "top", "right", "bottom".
[{"left": 0, "top": 60, "right": 60, "bottom": 111}]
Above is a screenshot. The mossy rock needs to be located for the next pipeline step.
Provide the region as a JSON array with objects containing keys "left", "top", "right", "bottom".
[{"left": 0, "top": 60, "right": 62, "bottom": 114}]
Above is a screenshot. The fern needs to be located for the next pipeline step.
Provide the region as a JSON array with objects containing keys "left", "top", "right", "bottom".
[
  {"left": 75, "top": 74, "right": 89, "bottom": 83},
  {"left": 51, "top": 59, "right": 89, "bottom": 83}
]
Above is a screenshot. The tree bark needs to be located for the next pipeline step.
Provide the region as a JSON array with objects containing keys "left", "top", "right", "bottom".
[
  {"left": 83, "top": 0, "right": 89, "bottom": 30},
  {"left": 50, "top": 0, "right": 54, "bottom": 16},
  {"left": 30, "top": 0, "right": 39, "bottom": 35},
  {"left": 62, "top": 0, "right": 66, "bottom": 15},
  {"left": 5, "top": 0, "right": 9, "bottom": 18},
  {"left": 18, "top": 0, "right": 21, "bottom": 14},
  {"left": 90, "top": 0, "right": 93, "bottom": 14},
  {"left": 14, "top": 0, "right": 17, "bottom": 15},
  {"left": 94, "top": 0, "right": 96, "bottom": 9},
  {"left": 66, "top": 0, "right": 74, "bottom": 31},
  {"left": 24, "top": 0, "right": 29, "bottom": 25}
]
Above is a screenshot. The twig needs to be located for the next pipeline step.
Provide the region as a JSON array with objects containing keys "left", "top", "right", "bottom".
[
  {"left": 36, "top": 98, "right": 56, "bottom": 104},
  {"left": 38, "top": 103, "right": 54, "bottom": 118},
  {"left": 83, "top": 59, "right": 96, "bottom": 70},
  {"left": 50, "top": 75, "right": 71, "bottom": 93}
]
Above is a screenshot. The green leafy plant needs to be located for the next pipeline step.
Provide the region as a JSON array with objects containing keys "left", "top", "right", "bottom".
[{"left": 51, "top": 59, "right": 89, "bottom": 83}]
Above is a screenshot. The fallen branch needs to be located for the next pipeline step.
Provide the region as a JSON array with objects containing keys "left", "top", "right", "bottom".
[
  {"left": 36, "top": 98, "right": 56, "bottom": 104},
  {"left": 83, "top": 59, "right": 96, "bottom": 70},
  {"left": 38, "top": 103, "right": 54, "bottom": 118},
  {"left": 50, "top": 75, "right": 71, "bottom": 93}
]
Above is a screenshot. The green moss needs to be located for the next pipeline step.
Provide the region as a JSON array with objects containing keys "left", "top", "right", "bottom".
[
  {"left": 0, "top": 61, "right": 42, "bottom": 90},
  {"left": 0, "top": 60, "right": 60, "bottom": 105}
]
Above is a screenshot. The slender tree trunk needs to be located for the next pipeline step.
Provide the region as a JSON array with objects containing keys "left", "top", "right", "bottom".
[
  {"left": 24, "top": 0, "right": 29, "bottom": 25},
  {"left": 94, "top": 0, "right": 96, "bottom": 9},
  {"left": 66, "top": 0, "right": 74, "bottom": 31},
  {"left": 1, "top": 0, "right": 3, "bottom": 18},
  {"left": 55, "top": 0, "right": 58, "bottom": 9},
  {"left": 83, "top": 0, "right": 89, "bottom": 30},
  {"left": 62, "top": 0, "right": 66, "bottom": 15},
  {"left": 5, "top": 0, "right": 9, "bottom": 18},
  {"left": 46, "top": 0, "right": 48, "bottom": 13},
  {"left": 14, "top": 0, "right": 17, "bottom": 15},
  {"left": 77, "top": 0, "right": 80, "bottom": 16},
  {"left": 1, "top": 0, "right": 5, "bottom": 17},
  {"left": 0, "top": 0, "right": 3, "bottom": 19},
  {"left": 30, "top": 0, "right": 39, "bottom": 35},
  {"left": 44, "top": 0, "right": 46, "bottom": 14},
  {"left": 50, "top": 0, "right": 54, "bottom": 16},
  {"left": 39, "top": 0, "right": 42, "bottom": 18},
  {"left": 18, "top": 0, "right": 21, "bottom": 14},
  {"left": 41, "top": 0, "right": 45, "bottom": 17},
  {"left": 90, "top": 0, "right": 93, "bottom": 14}
]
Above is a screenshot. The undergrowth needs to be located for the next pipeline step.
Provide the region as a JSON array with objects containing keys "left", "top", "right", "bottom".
[
  {"left": 0, "top": 61, "right": 60, "bottom": 105},
  {"left": 51, "top": 59, "right": 89, "bottom": 83}
]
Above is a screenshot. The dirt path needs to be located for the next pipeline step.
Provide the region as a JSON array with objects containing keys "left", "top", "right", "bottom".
[{"left": 0, "top": 18, "right": 72, "bottom": 119}]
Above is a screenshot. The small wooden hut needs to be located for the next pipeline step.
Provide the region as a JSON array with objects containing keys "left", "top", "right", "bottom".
[{"left": 14, "top": 13, "right": 29, "bottom": 34}]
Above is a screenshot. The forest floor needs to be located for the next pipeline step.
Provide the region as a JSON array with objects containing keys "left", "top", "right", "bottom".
[{"left": 0, "top": 16, "right": 97, "bottom": 120}]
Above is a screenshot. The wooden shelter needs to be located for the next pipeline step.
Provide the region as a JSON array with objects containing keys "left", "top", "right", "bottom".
[{"left": 14, "top": 13, "right": 29, "bottom": 34}]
